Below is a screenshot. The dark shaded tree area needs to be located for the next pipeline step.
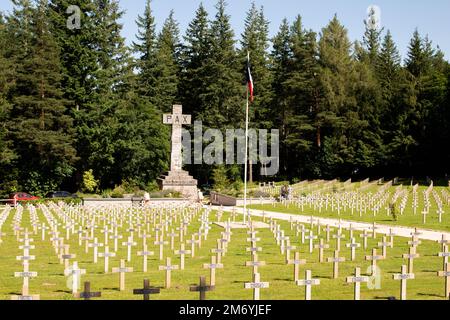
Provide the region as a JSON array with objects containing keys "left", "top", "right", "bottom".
[{"left": 0, "top": 0, "right": 449, "bottom": 196}]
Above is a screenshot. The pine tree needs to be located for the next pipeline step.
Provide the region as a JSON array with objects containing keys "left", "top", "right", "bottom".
[
  {"left": 77, "top": 0, "right": 136, "bottom": 188},
  {"left": 392, "top": 30, "right": 446, "bottom": 174},
  {"left": 0, "top": 12, "right": 17, "bottom": 181},
  {"left": 181, "top": 0, "right": 244, "bottom": 184},
  {"left": 406, "top": 29, "right": 425, "bottom": 77},
  {"left": 204, "top": 0, "right": 244, "bottom": 129},
  {"left": 152, "top": 10, "right": 181, "bottom": 112},
  {"left": 240, "top": 3, "right": 272, "bottom": 128},
  {"left": 133, "top": 0, "right": 158, "bottom": 98},
  {"left": 239, "top": 3, "right": 273, "bottom": 181},
  {"left": 374, "top": 30, "right": 404, "bottom": 172},
  {"left": 48, "top": 0, "right": 98, "bottom": 109},
  {"left": 362, "top": 6, "right": 383, "bottom": 66},
  {"left": 377, "top": 31, "right": 401, "bottom": 94},
  {"left": 7, "top": 0, "right": 77, "bottom": 194},
  {"left": 282, "top": 16, "right": 319, "bottom": 178},
  {"left": 112, "top": 93, "right": 170, "bottom": 188},
  {"left": 317, "top": 15, "right": 362, "bottom": 177},
  {"left": 180, "top": 2, "right": 212, "bottom": 119},
  {"left": 270, "top": 18, "right": 291, "bottom": 176}
]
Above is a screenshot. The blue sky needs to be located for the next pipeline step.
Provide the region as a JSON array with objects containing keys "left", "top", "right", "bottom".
[{"left": 1, "top": 0, "right": 449, "bottom": 61}]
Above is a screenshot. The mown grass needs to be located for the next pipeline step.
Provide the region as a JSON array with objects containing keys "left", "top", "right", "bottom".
[
  {"left": 0, "top": 206, "right": 448, "bottom": 300},
  {"left": 249, "top": 186, "right": 450, "bottom": 232}
]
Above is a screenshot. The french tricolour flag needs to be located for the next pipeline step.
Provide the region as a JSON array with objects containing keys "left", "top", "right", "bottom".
[{"left": 246, "top": 52, "right": 254, "bottom": 103}]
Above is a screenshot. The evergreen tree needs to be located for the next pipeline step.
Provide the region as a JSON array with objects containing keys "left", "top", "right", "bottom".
[
  {"left": 283, "top": 16, "right": 319, "bottom": 178},
  {"left": 240, "top": 3, "right": 272, "bottom": 128},
  {"left": 239, "top": 3, "right": 273, "bottom": 181},
  {"left": 376, "top": 31, "right": 404, "bottom": 170},
  {"left": 133, "top": 0, "right": 158, "bottom": 99},
  {"left": 203, "top": 0, "right": 244, "bottom": 129},
  {"left": 1, "top": 1, "right": 449, "bottom": 189},
  {"left": 270, "top": 18, "right": 292, "bottom": 176},
  {"left": 152, "top": 10, "right": 181, "bottom": 112},
  {"left": 0, "top": 12, "right": 17, "bottom": 191},
  {"left": 406, "top": 29, "right": 426, "bottom": 77},
  {"left": 48, "top": 0, "right": 98, "bottom": 109},
  {"left": 79, "top": 0, "right": 139, "bottom": 188},
  {"left": 376, "top": 31, "right": 401, "bottom": 95},
  {"left": 7, "top": 0, "right": 77, "bottom": 194},
  {"left": 181, "top": 0, "right": 244, "bottom": 184},
  {"left": 180, "top": 2, "right": 212, "bottom": 119},
  {"left": 362, "top": 6, "right": 383, "bottom": 66},
  {"left": 112, "top": 93, "right": 170, "bottom": 189},
  {"left": 317, "top": 15, "right": 363, "bottom": 177}
]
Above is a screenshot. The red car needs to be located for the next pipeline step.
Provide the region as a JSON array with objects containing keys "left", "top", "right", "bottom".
[{"left": 9, "top": 192, "right": 40, "bottom": 205}]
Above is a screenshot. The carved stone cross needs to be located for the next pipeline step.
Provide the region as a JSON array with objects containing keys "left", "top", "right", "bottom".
[{"left": 163, "top": 105, "right": 192, "bottom": 171}]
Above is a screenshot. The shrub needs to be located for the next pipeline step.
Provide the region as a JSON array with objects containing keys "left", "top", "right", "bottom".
[
  {"left": 82, "top": 170, "right": 98, "bottom": 193},
  {"left": 0, "top": 180, "right": 19, "bottom": 198},
  {"left": 101, "top": 189, "right": 112, "bottom": 198},
  {"left": 149, "top": 189, "right": 182, "bottom": 198},
  {"left": 212, "top": 166, "right": 229, "bottom": 192},
  {"left": 232, "top": 180, "right": 243, "bottom": 193},
  {"left": 23, "top": 198, "right": 82, "bottom": 206},
  {"left": 292, "top": 178, "right": 300, "bottom": 184},
  {"left": 111, "top": 185, "right": 125, "bottom": 198},
  {"left": 133, "top": 190, "right": 145, "bottom": 197},
  {"left": 121, "top": 180, "right": 140, "bottom": 194},
  {"left": 146, "top": 181, "right": 160, "bottom": 192},
  {"left": 390, "top": 203, "right": 398, "bottom": 221}
]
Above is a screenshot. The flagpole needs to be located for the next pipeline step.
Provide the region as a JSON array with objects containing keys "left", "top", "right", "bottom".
[{"left": 243, "top": 78, "right": 249, "bottom": 225}]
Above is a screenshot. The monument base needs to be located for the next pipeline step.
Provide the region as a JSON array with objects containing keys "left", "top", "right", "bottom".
[{"left": 158, "top": 170, "right": 198, "bottom": 200}]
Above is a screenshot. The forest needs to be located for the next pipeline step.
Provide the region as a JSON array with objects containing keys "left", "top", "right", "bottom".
[{"left": 0, "top": 0, "right": 449, "bottom": 196}]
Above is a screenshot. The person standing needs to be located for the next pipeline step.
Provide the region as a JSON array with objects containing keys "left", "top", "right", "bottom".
[
  {"left": 143, "top": 192, "right": 150, "bottom": 206},
  {"left": 197, "top": 190, "right": 204, "bottom": 204}
]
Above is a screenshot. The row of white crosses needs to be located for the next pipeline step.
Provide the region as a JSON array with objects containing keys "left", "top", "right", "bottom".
[
  {"left": 421, "top": 182, "right": 433, "bottom": 223},
  {"left": 10, "top": 206, "right": 40, "bottom": 300},
  {"left": 1, "top": 201, "right": 189, "bottom": 300},
  {"left": 18, "top": 201, "right": 205, "bottom": 294},
  {"left": 289, "top": 179, "right": 448, "bottom": 224},
  {"left": 412, "top": 184, "right": 419, "bottom": 215},
  {"left": 291, "top": 180, "right": 395, "bottom": 218},
  {"left": 7, "top": 201, "right": 450, "bottom": 300},
  {"left": 432, "top": 190, "right": 445, "bottom": 223},
  {"left": 270, "top": 212, "right": 450, "bottom": 300},
  {"left": 0, "top": 206, "right": 11, "bottom": 244},
  {"left": 153, "top": 204, "right": 448, "bottom": 299},
  {"left": 244, "top": 221, "right": 270, "bottom": 300}
]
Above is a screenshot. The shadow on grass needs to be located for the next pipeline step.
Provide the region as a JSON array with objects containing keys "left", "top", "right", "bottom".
[
  {"left": 374, "top": 296, "right": 396, "bottom": 300},
  {"left": 318, "top": 275, "right": 335, "bottom": 280},
  {"left": 417, "top": 292, "right": 443, "bottom": 298},
  {"left": 273, "top": 278, "right": 292, "bottom": 282},
  {"left": 55, "top": 289, "right": 72, "bottom": 294},
  {"left": 102, "top": 287, "right": 121, "bottom": 291}
]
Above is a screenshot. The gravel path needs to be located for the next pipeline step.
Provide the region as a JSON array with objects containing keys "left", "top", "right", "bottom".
[{"left": 212, "top": 206, "right": 450, "bottom": 242}]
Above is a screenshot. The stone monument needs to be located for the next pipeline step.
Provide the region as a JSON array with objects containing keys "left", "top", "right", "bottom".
[{"left": 158, "top": 105, "right": 198, "bottom": 199}]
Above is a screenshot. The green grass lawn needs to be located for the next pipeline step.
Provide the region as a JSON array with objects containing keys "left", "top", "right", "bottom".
[
  {"left": 249, "top": 186, "right": 450, "bottom": 232},
  {"left": 0, "top": 205, "right": 448, "bottom": 300}
]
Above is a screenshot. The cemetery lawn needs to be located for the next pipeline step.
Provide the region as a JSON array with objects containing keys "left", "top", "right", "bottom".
[
  {"left": 0, "top": 208, "right": 448, "bottom": 300},
  {"left": 248, "top": 186, "right": 450, "bottom": 233}
]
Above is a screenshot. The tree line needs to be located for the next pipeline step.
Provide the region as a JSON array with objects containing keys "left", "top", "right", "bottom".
[{"left": 0, "top": 0, "right": 449, "bottom": 196}]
